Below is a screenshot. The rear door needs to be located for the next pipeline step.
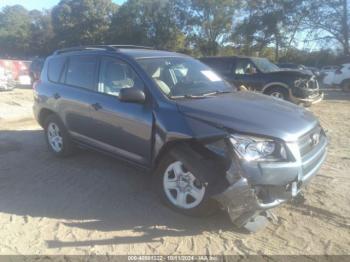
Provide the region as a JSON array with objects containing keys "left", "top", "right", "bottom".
[
  {"left": 57, "top": 55, "right": 99, "bottom": 139},
  {"left": 87, "top": 56, "right": 153, "bottom": 165}
]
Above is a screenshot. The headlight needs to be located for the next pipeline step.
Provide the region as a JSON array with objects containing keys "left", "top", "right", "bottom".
[
  {"left": 294, "top": 78, "right": 308, "bottom": 89},
  {"left": 229, "top": 134, "right": 287, "bottom": 162}
]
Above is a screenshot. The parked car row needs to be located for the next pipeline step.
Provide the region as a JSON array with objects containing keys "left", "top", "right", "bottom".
[
  {"left": 0, "top": 58, "right": 45, "bottom": 91},
  {"left": 275, "top": 62, "right": 350, "bottom": 90},
  {"left": 322, "top": 63, "right": 350, "bottom": 90},
  {"left": 0, "top": 66, "right": 16, "bottom": 91},
  {"left": 33, "top": 45, "right": 328, "bottom": 232}
]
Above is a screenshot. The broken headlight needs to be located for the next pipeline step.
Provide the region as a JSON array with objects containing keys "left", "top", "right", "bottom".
[
  {"left": 229, "top": 134, "right": 287, "bottom": 162},
  {"left": 294, "top": 78, "right": 309, "bottom": 89}
]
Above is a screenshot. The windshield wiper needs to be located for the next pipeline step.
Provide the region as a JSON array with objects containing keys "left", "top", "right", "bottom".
[
  {"left": 197, "top": 90, "right": 232, "bottom": 96},
  {"left": 170, "top": 90, "right": 232, "bottom": 99}
]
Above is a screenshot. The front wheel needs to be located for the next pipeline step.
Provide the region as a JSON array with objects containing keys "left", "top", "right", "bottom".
[
  {"left": 265, "top": 87, "right": 289, "bottom": 100},
  {"left": 155, "top": 154, "right": 218, "bottom": 217}
]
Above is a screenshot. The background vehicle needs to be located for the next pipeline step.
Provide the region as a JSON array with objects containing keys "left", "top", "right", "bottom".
[
  {"left": 276, "top": 63, "right": 319, "bottom": 77},
  {"left": 322, "top": 63, "right": 350, "bottom": 90},
  {"left": 0, "top": 65, "right": 15, "bottom": 91},
  {"left": 34, "top": 46, "right": 327, "bottom": 232},
  {"left": 321, "top": 65, "right": 339, "bottom": 73},
  {"left": 201, "top": 56, "right": 323, "bottom": 106},
  {"left": 29, "top": 58, "right": 45, "bottom": 85}
]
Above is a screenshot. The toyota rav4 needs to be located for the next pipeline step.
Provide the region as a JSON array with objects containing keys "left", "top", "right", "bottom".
[{"left": 33, "top": 45, "right": 328, "bottom": 231}]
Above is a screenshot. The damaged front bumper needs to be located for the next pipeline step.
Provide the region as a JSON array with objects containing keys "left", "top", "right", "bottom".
[
  {"left": 213, "top": 130, "right": 328, "bottom": 231},
  {"left": 289, "top": 90, "right": 324, "bottom": 106}
]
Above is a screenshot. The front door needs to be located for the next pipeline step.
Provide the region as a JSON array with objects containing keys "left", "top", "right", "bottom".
[
  {"left": 232, "top": 59, "right": 264, "bottom": 91},
  {"left": 88, "top": 56, "right": 153, "bottom": 165}
]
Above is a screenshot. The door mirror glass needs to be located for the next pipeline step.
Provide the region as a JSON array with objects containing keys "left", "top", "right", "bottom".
[{"left": 119, "top": 87, "right": 145, "bottom": 103}]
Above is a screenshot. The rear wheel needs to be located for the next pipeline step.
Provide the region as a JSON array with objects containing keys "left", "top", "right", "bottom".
[
  {"left": 155, "top": 153, "right": 218, "bottom": 217},
  {"left": 265, "top": 87, "right": 289, "bottom": 100},
  {"left": 44, "top": 114, "right": 74, "bottom": 157}
]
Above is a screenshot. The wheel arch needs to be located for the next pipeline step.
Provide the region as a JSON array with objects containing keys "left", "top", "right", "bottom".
[
  {"left": 38, "top": 108, "right": 57, "bottom": 127},
  {"left": 262, "top": 82, "right": 289, "bottom": 94}
]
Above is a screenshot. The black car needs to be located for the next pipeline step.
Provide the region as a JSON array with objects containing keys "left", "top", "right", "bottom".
[
  {"left": 200, "top": 56, "right": 323, "bottom": 105},
  {"left": 33, "top": 46, "right": 327, "bottom": 231}
]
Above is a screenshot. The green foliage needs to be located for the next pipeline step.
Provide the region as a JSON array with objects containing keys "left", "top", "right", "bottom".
[
  {"left": 232, "top": 0, "right": 307, "bottom": 60},
  {"left": 174, "top": 0, "right": 238, "bottom": 56},
  {"left": 28, "top": 10, "right": 55, "bottom": 56},
  {"left": 0, "top": 0, "right": 348, "bottom": 65},
  {"left": 302, "top": 0, "right": 350, "bottom": 55},
  {"left": 0, "top": 5, "right": 31, "bottom": 57},
  {"left": 51, "top": 0, "right": 118, "bottom": 47},
  {"left": 109, "top": 0, "right": 185, "bottom": 50}
]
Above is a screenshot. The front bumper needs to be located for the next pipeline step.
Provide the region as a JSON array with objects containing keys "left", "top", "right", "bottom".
[
  {"left": 289, "top": 89, "right": 324, "bottom": 106},
  {"left": 213, "top": 132, "right": 328, "bottom": 230}
]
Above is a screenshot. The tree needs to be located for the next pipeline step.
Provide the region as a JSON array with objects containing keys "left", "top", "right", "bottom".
[
  {"left": 109, "top": 0, "right": 185, "bottom": 50},
  {"left": 174, "top": 0, "right": 238, "bottom": 56},
  {"left": 51, "top": 0, "right": 118, "bottom": 47},
  {"left": 0, "top": 5, "right": 31, "bottom": 57},
  {"left": 302, "top": 0, "right": 350, "bottom": 55},
  {"left": 232, "top": 0, "right": 306, "bottom": 61},
  {"left": 28, "top": 10, "right": 55, "bottom": 56}
]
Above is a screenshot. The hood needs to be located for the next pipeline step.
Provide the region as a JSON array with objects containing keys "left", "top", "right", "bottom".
[
  {"left": 176, "top": 92, "right": 318, "bottom": 142},
  {"left": 267, "top": 69, "right": 313, "bottom": 78}
]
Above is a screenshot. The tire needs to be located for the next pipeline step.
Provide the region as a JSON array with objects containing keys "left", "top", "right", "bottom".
[
  {"left": 265, "top": 87, "right": 289, "bottom": 101},
  {"left": 44, "top": 114, "right": 74, "bottom": 157},
  {"left": 342, "top": 80, "right": 350, "bottom": 92},
  {"left": 154, "top": 152, "right": 219, "bottom": 217}
]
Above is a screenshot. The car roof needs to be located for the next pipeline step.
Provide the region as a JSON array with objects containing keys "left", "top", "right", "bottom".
[
  {"left": 200, "top": 55, "right": 272, "bottom": 61},
  {"left": 51, "top": 45, "right": 188, "bottom": 60},
  {"left": 118, "top": 48, "right": 188, "bottom": 59}
]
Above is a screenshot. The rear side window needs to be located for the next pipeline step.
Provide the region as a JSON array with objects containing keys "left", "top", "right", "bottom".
[
  {"left": 65, "top": 55, "right": 98, "bottom": 90},
  {"left": 203, "top": 59, "right": 232, "bottom": 75},
  {"left": 48, "top": 57, "right": 66, "bottom": 83}
]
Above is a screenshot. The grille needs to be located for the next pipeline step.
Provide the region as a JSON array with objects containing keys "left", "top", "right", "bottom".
[
  {"left": 298, "top": 126, "right": 323, "bottom": 157},
  {"left": 307, "top": 78, "right": 319, "bottom": 90}
]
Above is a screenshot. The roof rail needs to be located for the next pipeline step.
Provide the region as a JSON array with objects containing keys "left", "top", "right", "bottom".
[
  {"left": 53, "top": 45, "right": 154, "bottom": 55},
  {"left": 53, "top": 45, "right": 116, "bottom": 55},
  {"left": 107, "top": 45, "right": 154, "bottom": 50}
]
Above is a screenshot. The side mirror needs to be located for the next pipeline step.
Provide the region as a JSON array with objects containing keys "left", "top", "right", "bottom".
[{"left": 119, "top": 88, "right": 146, "bottom": 103}]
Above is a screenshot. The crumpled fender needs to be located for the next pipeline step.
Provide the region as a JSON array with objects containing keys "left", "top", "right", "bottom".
[{"left": 170, "top": 143, "right": 230, "bottom": 196}]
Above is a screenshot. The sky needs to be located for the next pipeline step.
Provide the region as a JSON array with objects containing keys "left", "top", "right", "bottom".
[{"left": 0, "top": 0, "right": 126, "bottom": 10}]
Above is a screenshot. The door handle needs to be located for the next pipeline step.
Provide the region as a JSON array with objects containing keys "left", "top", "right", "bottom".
[
  {"left": 91, "top": 102, "right": 102, "bottom": 111},
  {"left": 53, "top": 93, "right": 60, "bottom": 99}
]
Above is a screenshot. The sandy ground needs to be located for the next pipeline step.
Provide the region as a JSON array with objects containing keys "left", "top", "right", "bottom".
[{"left": 0, "top": 88, "right": 349, "bottom": 255}]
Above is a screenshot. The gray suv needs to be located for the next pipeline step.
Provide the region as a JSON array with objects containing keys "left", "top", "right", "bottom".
[{"left": 33, "top": 45, "right": 328, "bottom": 231}]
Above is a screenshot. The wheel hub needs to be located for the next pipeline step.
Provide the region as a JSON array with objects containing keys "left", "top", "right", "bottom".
[{"left": 163, "top": 161, "right": 206, "bottom": 209}]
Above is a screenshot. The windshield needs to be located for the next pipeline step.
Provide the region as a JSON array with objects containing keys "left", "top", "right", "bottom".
[
  {"left": 137, "top": 57, "right": 233, "bottom": 98},
  {"left": 251, "top": 58, "right": 280, "bottom": 73}
]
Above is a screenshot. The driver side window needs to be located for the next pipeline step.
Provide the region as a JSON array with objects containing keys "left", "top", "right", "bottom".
[
  {"left": 234, "top": 60, "right": 257, "bottom": 75},
  {"left": 98, "top": 57, "right": 143, "bottom": 97}
]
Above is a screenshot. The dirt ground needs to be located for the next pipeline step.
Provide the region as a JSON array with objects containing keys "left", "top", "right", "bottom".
[{"left": 0, "top": 88, "right": 349, "bottom": 255}]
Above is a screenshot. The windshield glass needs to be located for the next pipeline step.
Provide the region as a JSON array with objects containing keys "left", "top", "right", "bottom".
[
  {"left": 137, "top": 57, "right": 233, "bottom": 98},
  {"left": 252, "top": 58, "right": 280, "bottom": 73}
]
